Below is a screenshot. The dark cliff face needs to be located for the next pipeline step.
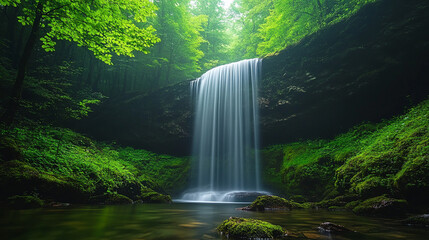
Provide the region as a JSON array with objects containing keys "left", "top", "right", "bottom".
[
  {"left": 76, "top": 0, "right": 429, "bottom": 155},
  {"left": 259, "top": 0, "right": 429, "bottom": 147},
  {"left": 77, "top": 81, "right": 193, "bottom": 155}
]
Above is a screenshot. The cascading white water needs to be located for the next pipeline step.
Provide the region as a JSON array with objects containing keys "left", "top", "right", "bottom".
[{"left": 180, "top": 58, "right": 267, "bottom": 202}]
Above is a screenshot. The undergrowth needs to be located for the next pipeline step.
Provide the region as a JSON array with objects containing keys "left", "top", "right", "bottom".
[{"left": 262, "top": 98, "right": 429, "bottom": 203}]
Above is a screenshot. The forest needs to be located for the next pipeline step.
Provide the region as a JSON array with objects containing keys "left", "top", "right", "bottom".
[{"left": 0, "top": 0, "right": 428, "bottom": 239}]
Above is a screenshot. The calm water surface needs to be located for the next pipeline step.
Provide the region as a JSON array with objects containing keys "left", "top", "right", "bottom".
[{"left": 0, "top": 202, "right": 427, "bottom": 240}]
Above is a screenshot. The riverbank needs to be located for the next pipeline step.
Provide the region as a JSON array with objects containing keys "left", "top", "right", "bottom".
[{"left": 0, "top": 125, "right": 190, "bottom": 207}]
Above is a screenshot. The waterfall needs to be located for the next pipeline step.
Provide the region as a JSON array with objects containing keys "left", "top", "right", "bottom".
[{"left": 181, "top": 59, "right": 268, "bottom": 202}]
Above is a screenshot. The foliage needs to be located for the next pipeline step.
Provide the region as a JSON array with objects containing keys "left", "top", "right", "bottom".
[
  {"left": 146, "top": 0, "right": 207, "bottom": 86},
  {"left": 19, "top": 60, "right": 105, "bottom": 123},
  {"left": 217, "top": 217, "right": 284, "bottom": 239},
  {"left": 1, "top": 0, "right": 160, "bottom": 65},
  {"left": 191, "top": 0, "right": 230, "bottom": 71},
  {"left": 0, "top": 125, "right": 188, "bottom": 202},
  {"left": 230, "top": 0, "right": 378, "bottom": 58},
  {"left": 118, "top": 147, "right": 190, "bottom": 194},
  {"left": 262, "top": 99, "right": 429, "bottom": 202}
]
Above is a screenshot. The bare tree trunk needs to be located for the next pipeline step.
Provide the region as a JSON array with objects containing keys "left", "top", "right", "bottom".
[{"left": 1, "top": 2, "right": 43, "bottom": 125}]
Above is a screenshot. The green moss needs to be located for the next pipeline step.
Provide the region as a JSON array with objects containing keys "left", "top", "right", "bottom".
[
  {"left": 140, "top": 188, "right": 172, "bottom": 203},
  {"left": 105, "top": 193, "right": 133, "bottom": 205},
  {"left": 352, "top": 176, "right": 391, "bottom": 198},
  {"left": 316, "top": 194, "right": 359, "bottom": 208},
  {"left": 344, "top": 200, "right": 361, "bottom": 210},
  {"left": 247, "top": 195, "right": 302, "bottom": 211},
  {"left": 8, "top": 195, "right": 44, "bottom": 209},
  {"left": 0, "top": 125, "right": 189, "bottom": 203},
  {"left": 352, "top": 195, "right": 408, "bottom": 217},
  {"left": 118, "top": 147, "right": 190, "bottom": 195},
  {"left": 262, "top": 99, "right": 429, "bottom": 204},
  {"left": 394, "top": 155, "right": 429, "bottom": 203},
  {"left": 217, "top": 217, "right": 284, "bottom": 239}
]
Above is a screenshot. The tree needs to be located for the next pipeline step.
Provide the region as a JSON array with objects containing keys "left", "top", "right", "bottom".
[
  {"left": 256, "top": 0, "right": 377, "bottom": 56},
  {"left": 229, "top": 0, "right": 273, "bottom": 60},
  {"left": 0, "top": 0, "right": 159, "bottom": 125},
  {"left": 191, "top": 0, "right": 229, "bottom": 71}
]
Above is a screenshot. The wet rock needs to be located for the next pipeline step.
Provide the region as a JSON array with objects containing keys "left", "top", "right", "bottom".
[
  {"left": 222, "top": 191, "right": 267, "bottom": 202},
  {"left": 401, "top": 214, "right": 429, "bottom": 227},
  {"left": 318, "top": 222, "right": 352, "bottom": 233},
  {"left": 217, "top": 217, "right": 284, "bottom": 239},
  {"left": 352, "top": 195, "right": 408, "bottom": 217}
]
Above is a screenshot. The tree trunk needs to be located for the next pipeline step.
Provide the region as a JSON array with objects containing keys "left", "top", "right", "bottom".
[{"left": 1, "top": 3, "right": 43, "bottom": 125}]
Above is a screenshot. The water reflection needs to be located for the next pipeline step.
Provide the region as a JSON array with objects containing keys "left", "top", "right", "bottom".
[{"left": 0, "top": 203, "right": 427, "bottom": 240}]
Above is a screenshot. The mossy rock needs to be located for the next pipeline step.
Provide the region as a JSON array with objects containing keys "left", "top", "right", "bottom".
[
  {"left": 351, "top": 176, "right": 391, "bottom": 198},
  {"left": 7, "top": 195, "right": 44, "bottom": 209},
  {"left": 316, "top": 194, "right": 359, "bottom": 208},
  {"left": 0, "top": 137, "right": 21, "bottom": 161},
  {"left": 138, "top": 175, "right": 165, "bottom": 194},
  {"left": 394, "top": 156, "right": 429, "bottom": 204},
  {"left": 140, "top": 189, "right": 172, "bottom": 203},
  {"left": 217, "top": 217, "right": 284, "bottom": 239},
  {"left": 105, "top": 193, "right": 133, "bottom": 205},
  {"left": 345, "top": 200, "right": 362, "bottom": 210},
  {"left": 401, "top": 214, "right": 429, "bottom": 227},
  {"left": 245, "top": 195, "right": 301, "bottom": 211},
  {"left": 352, "top": 195, "right": 408, "bottom": 217}
]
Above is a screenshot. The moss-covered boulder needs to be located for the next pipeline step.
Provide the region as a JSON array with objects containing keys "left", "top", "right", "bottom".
[
  {"left": 243, "top": 195, "right": 301, "bottom": 211},
  {"left": 217, "top": 217, "right": 284, "bottom": 239},
  {"left": 344, "top": 200, "right": 362, "bottom": 210},
  {"left": 352, "top": 195, "right": 408, "bottom": 217},
  {"left": 394, "top": 156, "right": 429, "bottom": 204},
  {"left": 316, "top": 194, "right": 359, "bottom": 208},
  {"left": 105, "top": 193, "right": 133, "bottom": 205},
  {"left": 7, "top": 195, "right": 44, "bottom": 209},
  {"left": 140, "top": 189, "right": 172, "bottom": 203}
]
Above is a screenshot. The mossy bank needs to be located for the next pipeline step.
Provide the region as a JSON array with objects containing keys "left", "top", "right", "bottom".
[
  {"left": 0, "top": 125, "right": 190, "bottom": 207},
  {"left": 262, "top": 98, "right": 429, "bottom": 211}
]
